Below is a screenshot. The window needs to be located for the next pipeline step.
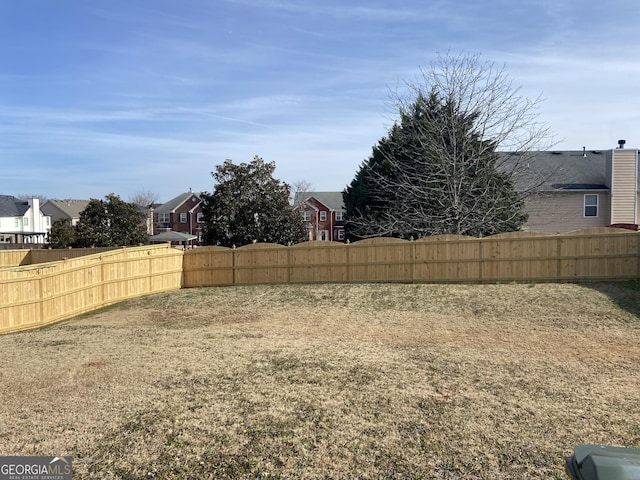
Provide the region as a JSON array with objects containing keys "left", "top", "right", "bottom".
[
  {"left": 584, "top": 194, "right": 598, "bottom": 217},
  {"left": 196, "top": 212, "right": 204, "bottom": 223},
  {"left": 337, "top": 230, "right": 345, "bottom": 240},
  {"left": 319, "top": 230, "right": 328, "bottom": 241},
  {"left": 23, "top": 217, "right": 29, "bottom": 226},
  {"left": 320, "top": 211, "right": 327, "bottom": 221},
  {"left": 336, "top": 211, "right": 344, "bottom": 221},
  {"left": 179, "top": 213, "right": 187, "bottom": 223},
  {"left": 14, "top": 218, "right": 19, "bottom": 227},
  {"left": 302, "top": 211, "right": 311, "bottom": 222},
  {"left": 158, "top": 213, "right": 170, "bottom": 223}
]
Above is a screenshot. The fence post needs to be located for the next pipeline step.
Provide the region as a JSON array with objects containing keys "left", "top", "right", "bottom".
[
  {"left": 38, "top": 268, "right": 45, "bottom": 326},
  {"left": 345, "top": 241, "right": 350, "bottom": 283},
  {"left": 232, "top": 246, "right": 237, "bottom": 285},
  {"left": 556, "top": 236, "right": 562, "bottom": 282},
  {"left": 410, "top": 241, "right": 416, "bottom": 283},
  {"left": 287, "top": 244, "right": 291, "bottom": 283},
  {"left": 478, "top": 239, "right": 484, "bottom": 283}
]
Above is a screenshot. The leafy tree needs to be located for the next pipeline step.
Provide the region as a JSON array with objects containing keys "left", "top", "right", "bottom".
[
  {"left": 48, "top": 219, "right": 76, "bottom": 249},
  {"left": 74, "top": 194, "right": 148, "bottom": 247},
  {"left": 201, "top": 156, "right": 307, "bottom": 247},
  {"left": 343, "top": 52, "right": 550, "bottom": 239}
]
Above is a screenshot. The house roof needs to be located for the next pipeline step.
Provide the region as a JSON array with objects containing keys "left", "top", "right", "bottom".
[
  {"left": 155, "top": 192, "right": 202, "bottom": 214},
  {"left": 149, "top": 231, "right": 197, "bottom": 243},
  {"left": 498, "top": 150, "right": 639, "bottom": 192},
  {"left": 294, "top": 192, "right": 345, "bottom": 211},
  {"left": 0, "top": 195, "right": 30, "bottom": 217},
  {"left": 42, "top": 199, "right": 90, "bottom": 219}
]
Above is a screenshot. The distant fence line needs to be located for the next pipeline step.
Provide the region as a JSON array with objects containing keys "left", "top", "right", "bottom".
[
  {"left": 183, "top": 228, "right": 640, "bottom": 286},
  {"left": 1, "top": 228, "right": 638, "bottom": 334}
]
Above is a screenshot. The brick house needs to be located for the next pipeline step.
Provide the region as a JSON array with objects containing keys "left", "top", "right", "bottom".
[
  {"left": 153, "top": 191, "right": 205, "bottom": 245},
  {"left": 293, "top": 192, "right": 346, "bottom": 242}
]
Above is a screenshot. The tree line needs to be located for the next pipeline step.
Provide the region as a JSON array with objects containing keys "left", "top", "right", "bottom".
[{"left": 50, "top": 52, "right": 548, "bottom": 249}]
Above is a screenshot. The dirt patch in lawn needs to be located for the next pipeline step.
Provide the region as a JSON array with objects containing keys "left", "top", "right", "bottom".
[{"left": 1, "top": 282, "right": 639, "bottom": 479}]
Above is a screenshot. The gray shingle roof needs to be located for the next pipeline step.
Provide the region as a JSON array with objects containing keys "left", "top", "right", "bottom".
[
  {"left": 498, "top": 150, "right": 634, "bottom": 192},
  {"left": 0, "top": 195, "right": 30, "bottom": 216},
  {"left": 42, "top": 199, "right": 90, "bottom": 219},
  {"left": 155, "top": 192, "right": 202, "bottom": 214},
  {"left": 294, "top": 192, "right": 345, "bottom": 211}
]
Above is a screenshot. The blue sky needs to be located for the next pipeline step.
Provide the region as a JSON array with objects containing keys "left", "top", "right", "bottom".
[{"left": 1, "top": 0, "right": 639, "bottom": 202}]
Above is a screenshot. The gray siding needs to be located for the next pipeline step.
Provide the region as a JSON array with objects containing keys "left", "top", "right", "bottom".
[{"left": 523, "top": 192, "right": 611, "bottom": 233}]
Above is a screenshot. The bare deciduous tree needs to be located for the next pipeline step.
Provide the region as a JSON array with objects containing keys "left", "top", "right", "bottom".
[
  {"left": 344, "top": 51, "right": 554, "bottom": 240},
  {"left": 290, "top": 179, "right": 314, "bottom": 207},
  {"left": 129, "top": 189, "right": 160, "bottom": 209}
]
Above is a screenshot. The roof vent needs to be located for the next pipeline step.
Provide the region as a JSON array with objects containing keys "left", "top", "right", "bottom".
[{"left": 617, "top": 139, "right": 626, "bottom": 149}]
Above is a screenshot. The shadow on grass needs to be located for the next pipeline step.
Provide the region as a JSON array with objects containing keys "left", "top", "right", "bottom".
[{"left": 585, "top": 280, "right": 640, "bottom": 319}]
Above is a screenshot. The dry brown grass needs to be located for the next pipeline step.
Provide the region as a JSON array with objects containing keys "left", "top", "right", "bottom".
[{"left": 1, "top": 282, "right": 639, "bottom": 479}]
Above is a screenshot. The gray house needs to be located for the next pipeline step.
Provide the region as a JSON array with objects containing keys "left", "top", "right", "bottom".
[
  {"left": 504, "top": 143, "right": 639, "bottom": 233},
  {"left": 41, "top": 199, "right": 90, "bottom": 226}
]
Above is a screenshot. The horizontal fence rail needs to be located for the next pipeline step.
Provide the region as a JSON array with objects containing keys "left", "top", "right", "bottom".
[
  {"left": 1, "top": 228, "right": 638, "bottom": 334},
  {"left": 0, "top": 244, "right": 183, "bottom": 333}
]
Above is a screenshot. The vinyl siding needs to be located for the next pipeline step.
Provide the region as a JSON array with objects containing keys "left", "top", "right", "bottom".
[
  {"left": 523, "top": 192, "right": 610, "bottom": 233},
  {"left": 610, "top": 150, "right": 638, "bottom": 224}
]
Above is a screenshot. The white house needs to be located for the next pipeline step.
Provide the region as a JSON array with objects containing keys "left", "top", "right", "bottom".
[{"left": 0, "top": 196, "right": 51, "bottom": 245}]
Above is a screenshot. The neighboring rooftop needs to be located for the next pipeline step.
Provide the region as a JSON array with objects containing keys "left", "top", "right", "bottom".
[
  {"left": 42, "top": 199, "right": 90, "bottom": 219},
  {"left": 499, "top": 149, "right": 639, "bottom": 192},
  {"left": 0, "top": 195, "right": 30, "bottom": 217},
  {"left": 155, "top": 192, "right": 202, "bottom": 214},
  {"left": 294, "top": 192, "right": 345, "bottom": 211}
]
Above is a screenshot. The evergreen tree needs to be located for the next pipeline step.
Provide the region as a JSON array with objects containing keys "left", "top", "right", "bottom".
[
  {"left": 48, "top": 219, "right": 76, "bottom": 249},
  {"left": 74, "top": 194, "right": 148, "bottom": 247},
  {"left": 201, "top": 156, "right": 307, "bottom": 247},
  {"left": 343, "top": 53, "right": 545, "bottom": 239}
]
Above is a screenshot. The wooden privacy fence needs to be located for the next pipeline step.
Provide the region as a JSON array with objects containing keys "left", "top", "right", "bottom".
[
  {"left": 0, "top": 244, "right": 183, "bottom": 333},
  {"left": 1, "top": 228, "right": 638, "bottom": 334},
  {"left": 183, "top": 228, "right": 640, "bottom": 287}
]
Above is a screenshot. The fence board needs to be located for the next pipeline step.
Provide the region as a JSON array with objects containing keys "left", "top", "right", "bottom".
[{"left": 0, "top": 249, "right": 30, "bottom": 267}]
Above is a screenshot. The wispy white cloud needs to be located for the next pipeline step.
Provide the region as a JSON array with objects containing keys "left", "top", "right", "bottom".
[{"left": 2, "top": 0, "right": 640, "bottom": 200}]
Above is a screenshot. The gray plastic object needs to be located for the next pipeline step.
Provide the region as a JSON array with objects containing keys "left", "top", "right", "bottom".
[{"left": 565, "top": 444, "right": 640, "bottom": 480}]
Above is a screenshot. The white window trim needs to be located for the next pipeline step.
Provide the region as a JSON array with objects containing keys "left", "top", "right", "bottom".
[
  {"left": 584, "top": 194, "right": 599, "bottom": 217},
  {"left": 179, "top": 213, "right": 188, "bottom": 223},
  {"left": 320, "top": 211, "right": 327, "bottom": 221}
]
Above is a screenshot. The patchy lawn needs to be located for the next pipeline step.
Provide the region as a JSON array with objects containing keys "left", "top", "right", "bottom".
[{"left": 1, "top": 282, "right": 639, "bottom": 479}]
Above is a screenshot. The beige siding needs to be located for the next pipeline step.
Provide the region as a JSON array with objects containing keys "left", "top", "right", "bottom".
[
  {"left": 523, "top": 192, "right": 611, "bottom": 233},
  {"left": 610, "top": 150, "right": 638, "bottom": 224}
]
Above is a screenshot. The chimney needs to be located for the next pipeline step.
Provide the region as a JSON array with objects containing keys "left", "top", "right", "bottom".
[{"left": 617, "top": 139, "right": 626, "bottom": 149}]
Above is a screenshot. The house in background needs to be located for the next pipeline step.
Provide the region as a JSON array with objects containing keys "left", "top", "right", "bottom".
[
  {"left": 0, "top": 196, "right": 51, "bottom": 245},
  {"left": 506, "top": 141, "right": 639, "bottom": 233},
  {"left": 153, "top": 191, "right": 204, "bottom": 245},
  {"left": 41, "top": 199, "right": 90, "bottom": 226},
  {"left": 293, "top": 192, "right": 346, "bottom": 241}
]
